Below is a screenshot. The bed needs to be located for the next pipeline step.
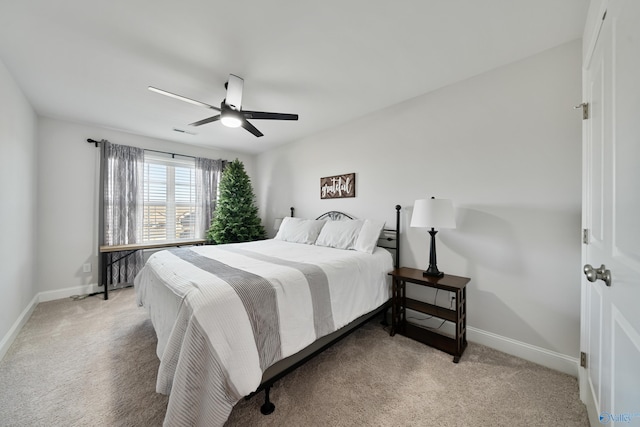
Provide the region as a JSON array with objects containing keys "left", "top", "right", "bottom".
[{"left": 134, "top": 206, "right": 400, "bottom": 426}]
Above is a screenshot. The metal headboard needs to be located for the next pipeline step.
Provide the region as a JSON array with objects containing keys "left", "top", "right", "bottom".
[
  {"left": 309, "top": 205, "right": 401, "bottom": 268},
  {"left": 384, "top": 205, "right": 401, "bottom": 268},
  {"left": 315, "top": 211, "right": 354, "bottom": 221}
]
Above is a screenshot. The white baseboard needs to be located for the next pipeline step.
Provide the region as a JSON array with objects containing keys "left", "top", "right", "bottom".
[
  {"left": 468, "top": 326, "right": 579, "bottom": 377},
  {"left": 38, "top": 283, "right": 101, "bottom": 303},
  {"left": 0, "top": 293, "right": 39, "bottom": 362}
]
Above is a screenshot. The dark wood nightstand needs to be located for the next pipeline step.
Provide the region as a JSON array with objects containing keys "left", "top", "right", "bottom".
[{"left": 389, "top": 267, "right": 470, "bottom": 363}]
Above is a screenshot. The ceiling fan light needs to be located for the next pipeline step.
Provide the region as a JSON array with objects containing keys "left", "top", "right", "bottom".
[{"left": 221, "top": 110, "right": 243, "bottom": 128}]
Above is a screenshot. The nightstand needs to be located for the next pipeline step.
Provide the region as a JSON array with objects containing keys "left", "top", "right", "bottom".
[{"left": 389, "top": 267, "right": 470, "bottom": 363}]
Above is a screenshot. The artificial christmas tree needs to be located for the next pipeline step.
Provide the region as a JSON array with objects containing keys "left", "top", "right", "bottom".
[{"left": 207, "top": 159, "right": 266, "bottom": 244}]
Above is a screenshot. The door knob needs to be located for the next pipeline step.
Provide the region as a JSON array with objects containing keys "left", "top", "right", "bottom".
[{"left": 583, "top": 264, "right": 612, "bottom": 287}]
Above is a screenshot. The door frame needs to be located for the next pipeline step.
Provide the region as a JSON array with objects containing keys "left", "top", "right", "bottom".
[{"left": 579, "top": 1, "right": 607, "bottom": 425}]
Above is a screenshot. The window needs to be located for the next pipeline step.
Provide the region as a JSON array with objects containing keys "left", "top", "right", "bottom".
[{"left": 142, "top": 153, "right": 196, "bottom": 242}]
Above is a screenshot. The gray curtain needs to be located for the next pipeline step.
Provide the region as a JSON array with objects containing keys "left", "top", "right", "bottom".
[
  {"left": 103, "top": 141, "right": 144, "bottom": 285},
  {"left": 195, "top": 158, "right": 225, "bottom": 239}
]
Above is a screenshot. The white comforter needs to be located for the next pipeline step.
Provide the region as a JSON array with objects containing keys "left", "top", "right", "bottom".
[{"left": 135, "top": 239, "right": 393, "bottom": 426}]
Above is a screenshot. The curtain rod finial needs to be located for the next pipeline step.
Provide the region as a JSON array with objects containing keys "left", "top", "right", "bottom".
[{"left": 87, "top": 138, "right": 109, "bottom": 147}]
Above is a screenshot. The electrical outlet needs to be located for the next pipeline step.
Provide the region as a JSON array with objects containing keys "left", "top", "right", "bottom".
[{"left": 82, "top": 263, "right": 92, "bottom": 273}]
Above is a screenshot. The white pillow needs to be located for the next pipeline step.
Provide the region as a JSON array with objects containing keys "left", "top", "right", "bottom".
[
  {"left": 315, "top": 220, "right": 364, "bottom": 250},
  {"left": 353, "top": 219, "right": 385, "bottom": 254},
  {"left": 274, "top": 217, "right": 326, "bottom": 244}
]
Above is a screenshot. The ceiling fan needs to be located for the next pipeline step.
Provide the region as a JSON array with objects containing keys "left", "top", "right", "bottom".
[{"left": 149, "top": 74, "right": 298, "bottom": 137}]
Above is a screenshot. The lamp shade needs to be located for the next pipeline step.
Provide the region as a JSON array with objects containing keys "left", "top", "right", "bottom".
[{"left": 410, "top": 198, "right": 456, "bottom": 229}]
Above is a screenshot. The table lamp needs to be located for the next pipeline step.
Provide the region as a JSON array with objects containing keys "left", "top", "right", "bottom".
[{"left": 410, "top": 197, "right": 456, "bottom": 277}]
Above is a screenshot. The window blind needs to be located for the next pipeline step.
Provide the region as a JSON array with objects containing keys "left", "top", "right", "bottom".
[{"left": 142, "top": 152, "right": 196, "bottom": 242}]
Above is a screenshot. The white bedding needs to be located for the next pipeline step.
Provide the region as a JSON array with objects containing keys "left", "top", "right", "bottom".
[{"left": 135, "top": 239, "right": 393, "bottom": 426}]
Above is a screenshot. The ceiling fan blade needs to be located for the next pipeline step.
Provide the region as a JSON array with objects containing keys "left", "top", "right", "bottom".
[
  {"left": 225, "top": 74, "right": 243, "bottom": 111},
  {"left": 241, "top": 119, "right": 263, "bottom": 137},
  {"left": 149, "top": 86, "right": 220, "bottom": 111},
  {"left": 189, "top": 115, "right": 221, "bottom": 127},
  {"left": 242, "top": 111, "right": 299, "bottom": 121}
]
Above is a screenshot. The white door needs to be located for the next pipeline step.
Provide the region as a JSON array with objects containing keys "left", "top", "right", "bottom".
[{"left": 581, "top": 0, "right": 640, "bottom": 425}]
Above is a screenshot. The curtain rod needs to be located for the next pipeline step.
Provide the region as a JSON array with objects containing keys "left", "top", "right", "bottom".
[{"left": 86, "top": 138, "right": 196, "bottom": 159}]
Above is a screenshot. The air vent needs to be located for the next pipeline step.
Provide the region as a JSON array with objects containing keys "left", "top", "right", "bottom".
[{"left": 173, "top": 128, "right": 197, "bottom": 135}]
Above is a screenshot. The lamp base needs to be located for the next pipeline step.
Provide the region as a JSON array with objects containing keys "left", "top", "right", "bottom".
[
  {"left": 423, "top": 266, "right": 444, "bottom": 278},
  {"left": 424, "top": 228, "right": 444, "bottom": 277}
]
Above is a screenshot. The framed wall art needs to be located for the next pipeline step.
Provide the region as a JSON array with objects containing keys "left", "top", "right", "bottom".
[{"left": 320, "top": 173, "right": 355, "bottom": 199}]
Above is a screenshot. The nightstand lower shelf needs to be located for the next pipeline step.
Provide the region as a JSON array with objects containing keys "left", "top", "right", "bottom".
[{"left": 401, "top": 323, "right": 467, "bottom": 363}]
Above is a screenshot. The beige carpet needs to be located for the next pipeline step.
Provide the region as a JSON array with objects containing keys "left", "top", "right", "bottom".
[{"left": 0, "top": 288, "right": 588, "bottom": 426}]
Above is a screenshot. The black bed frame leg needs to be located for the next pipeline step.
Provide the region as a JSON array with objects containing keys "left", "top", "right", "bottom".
[
  {"left": 380, "top": 306, "right": 389, "bottom": 327},
  {"left": 260, "top": 386, "right": 275, "bottom": 415}
]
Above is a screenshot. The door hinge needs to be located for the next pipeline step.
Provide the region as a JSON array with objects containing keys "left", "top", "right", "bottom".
[
  {"left": 583, "top": 229, "right": 590, "bottom": 244},
  {"left": 574, "top": 102, "right": 589, "bottom": 120},
  {"left": 580, "top": 351, "right": 587, "bottom": 368}
]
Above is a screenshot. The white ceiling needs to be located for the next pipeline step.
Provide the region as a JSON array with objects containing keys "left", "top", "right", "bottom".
[{"left": 0, "top": 1, "right": 587, "bottom": 154}]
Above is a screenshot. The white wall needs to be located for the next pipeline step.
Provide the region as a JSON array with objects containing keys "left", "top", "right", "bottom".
[
  {"left": 0, "top": 59, "right": 38, "bottom": 358},
  {"left": 36, "top": 117, "right": 255, "bottom": 297},
  {"left": 256, "top": 40, "right": 583, "bottom": 366}
]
